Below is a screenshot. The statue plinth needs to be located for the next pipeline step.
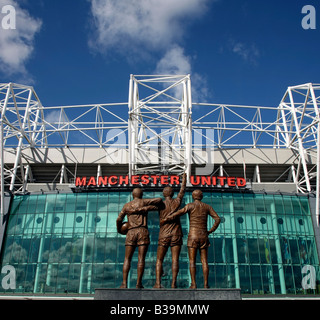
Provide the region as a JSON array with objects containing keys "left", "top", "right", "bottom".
[{"left": 94, "top": 288, "right": 242, "bottom": 300}]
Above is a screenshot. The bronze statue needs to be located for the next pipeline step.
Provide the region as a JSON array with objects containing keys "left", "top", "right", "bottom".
[
  {"left": 161, "top": 189, "right": 221, "bottom": 289},
  {"left": 154, "top": 173, "right": 187, "bottom": 288},
  {"left": 116, "top": 188, "right": 161, "bottom": 289}
]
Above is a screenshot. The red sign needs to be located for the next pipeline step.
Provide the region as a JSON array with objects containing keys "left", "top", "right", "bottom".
[{"left": 75, "top": 175, "right": 246, "bottom": 188}]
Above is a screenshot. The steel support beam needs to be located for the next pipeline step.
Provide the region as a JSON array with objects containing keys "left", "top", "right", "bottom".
[{"left": 128, "top": 75, "right": 193, "bottom": 177}]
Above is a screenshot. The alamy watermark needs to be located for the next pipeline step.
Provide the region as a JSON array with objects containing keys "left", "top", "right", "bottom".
[
  {"left": 1, "top": 265, "right": 16, "bottom": 290},
  {"left": 0, "top": 4, "right": 317, "bottom": 31},
  {"left": 302, "top": 5, "right": 316, "bottom": 29},
  {"left": 301, "top": 265, "right": 316, "bottom": 290},
  {"left": 0, "top": 263, "right": 316, "bottom": 292},
  {"left": 1, "top": 4, "right": 16, "bottom": 30}
]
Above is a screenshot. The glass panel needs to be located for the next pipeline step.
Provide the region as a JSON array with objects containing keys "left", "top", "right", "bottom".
[
  {"left": 10, "top": 198, "right": 22, "bottom": 215},
  {"left": 48, "top": 237, "right": 61, "bottom": 263},
  {"left": 106, "top": 212, "right": 118, "bottom": 233},
  {"left": 66, "top": 193, "right": 77, "bottom": 212},
  {"left": 300, "top": 197, "right": 310, "bottom": 216},
  {"left": 233, "top": 194, "right": 244, "bottom": 213},
  {"left": 64, "top": 212, "right": 75, "bottom": 234},
  {"left": 261, "top": 265, "right": 275, "bottom": 294},
  {"left": 52, "top": 212, "right": 64, "bottom": 234},
  {"left": 1, "top": 236, "right": 14, "bottom": 264},
  {"left": 36, "top": 195, "right": 46, "bottom": 213},
  {"left": 33, "top": 263, "right": 47, "bottom": 293},
  {"left": 76, "top": 194, "right": 88, "bottom": 212},
  {"left": 291, "top": 197, "right": 302, "bottom": 215},
  {"left": 274, "top": 196, "right": 285, "bottom": 215},
  {"left": 248, "top": 237, "right": 260, "bottom": 264},
  {"left": 283, "top": 196, "right": 293, "bottom": 215},
  {"left": 254, "top": 194, "right": 266, "bottom": 214},
  {"left": 46, "top": 194, "right": 56, "bottom": 213},
  {"left": 235, "top": 213, "right": 246, "bottom": 234},
  {"left": 237, "top": 236, "right": 249, "bottom": 263},
  {"left": 6, "top": 213, "right": 18, "bottom": 235},
  {"left": 45, "top": 263, "right": 58, "bottom": 293},
  {"left": 212, "top": 193, "right": 223, "bottom": 214},
  {"left": 245, "top": 213, "right": 256, "bottom": 234},
  {"left": 56, "top": 264, "right": 69, "bottom": 293},
  {"left": 221, "top": 211, "right": 232, "bottom": 234},
  {"left": 28, "top": 236, "right": 40, "bottom": 263},
  {"left": 33, "top": 213, "right": 44, "bottom": 234},
  {"left": 213, "top": 236, "right": 224, "bottom": 263},
  {"left": 239, "top": 265, "right": 251, "bottom": 294},
  {"left": 108, "top": 193, "right": 120, "bottom": 212},
  {"left": 68, "top": 264, "right": 81, "bottom": 293},
  {"left": 243, "top": 194, "right": 255, "bottom": 213},
  {"left": 251, "top": 265, "right": 263, "bottom": 294},
  {"left": 284, "top": 265, "right": 295, "bottom": 294},
  {"left": 74, "top": 212, "right": 85, "bottom": 233},
  {"left": 17, "top": 195, "right": 29, "bottom": 214}
]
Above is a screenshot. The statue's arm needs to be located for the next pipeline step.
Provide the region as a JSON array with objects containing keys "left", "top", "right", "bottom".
[
  {"left": 143, "top": 197, "right": 162, "bottom": 206},
  {"left": 116, "top": 206, "right": 127, "bottom": 233},
  {"left": 136, "top": 205, "right": 159, "bottom": 213},
  {"left": 160, "top": 205, "right": 189, "bottom": 226},
  {"left": 208, "top": 206, "right": 221, "bottom": 234},
  {"left": 177, "top": 173, "right": 187, "bottom": 200}
]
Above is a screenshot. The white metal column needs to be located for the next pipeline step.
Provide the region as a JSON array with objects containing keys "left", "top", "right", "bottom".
[{"left": 128, "top": 75, "right": 193, "bottom": 177}]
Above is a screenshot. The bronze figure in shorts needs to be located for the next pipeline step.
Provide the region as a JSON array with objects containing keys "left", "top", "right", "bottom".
[
  {"left": 154, "top": 173, "right": 187, "bottom": 289},
  {"left": 116, "top": 188, "right": 161, "bottom": 289},
  {"left": 161, "top": 189, "right": 221, "bottom": 289}
]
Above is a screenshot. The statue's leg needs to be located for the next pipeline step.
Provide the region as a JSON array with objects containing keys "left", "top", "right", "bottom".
[
  {"left": 154, "top": 245, "right": 168, "bottom": 288},
  {"left": 171, "top": 245, "right": 181, "bottom": 288},
  {"left": 120, "top": 245, "right": 136, "bottom": 288},
  {"left": 200, "top": 248, "right": 209, "bottom": 288},
  {"left": 136, "top": 244, "right": 148, "bottom": 288},
  {"left": 188, "top": 247, "right": 197, "bottom": 289}
]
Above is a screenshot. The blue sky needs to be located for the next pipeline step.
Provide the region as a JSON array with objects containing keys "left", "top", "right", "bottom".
[{"left": 0, "top": 0, "right": 319, "bottom": 108}]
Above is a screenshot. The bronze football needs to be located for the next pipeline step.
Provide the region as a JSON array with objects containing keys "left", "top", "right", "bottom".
[{"left": 120, "top": 222, "right": 129, "bottom": 235}]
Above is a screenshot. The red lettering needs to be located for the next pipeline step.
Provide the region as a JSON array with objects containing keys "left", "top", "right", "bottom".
[
  {"left": 190, "top": 176, "right": 200, "bottom": 185},
  {"left": 119, "top": 175, "right": 129, "bottom": 185},
  {"left": 201, "top": 176, "right": 211, "bottom": 186},
  {"left": 212, "top": 176, "right": 217, "bottom": 186},
  {"left": 227, "top": 177, "right": 236, "bottom": 187},
  {"left": 76, "top": 174, "right": 246, "bottom": 189},
  {"left": 141, "top": 175, "right": 150, "bottom": 185},
  {"left": 150, "top": 175, "right": 160, "bottom": 184},
  {"left": 75, "top": 177, "right": 87, "bottom": 187},
  {"left": 109, "top": 176, "right": 118, "bottom": 185},
  {"left": 131, "top": 175, "right": 139, "bottom": 185},
  {"left": 170, "top": 175, "right": 180, "bottom": 185},
  {"left": 87, "top": 176, "right": 96, "bottom": 186},
  {"left": 160, "top": 175, "right": 169, "bottom": 185},
  {"left": 217, "top": 176, "right": 226, "bottom": 186},
  {"left": 97, "top": 176, "right": 108, "bottom": 186},
  {"left": 237, "top": 177, "right": 246, "bottom": 187}
]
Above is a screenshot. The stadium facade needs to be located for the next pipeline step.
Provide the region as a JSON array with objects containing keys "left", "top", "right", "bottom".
[{"left": 0, "top": 75, "right": 320, "bottom": 298}]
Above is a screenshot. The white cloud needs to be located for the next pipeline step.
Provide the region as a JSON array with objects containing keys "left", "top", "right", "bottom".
[
  {"left": 0, "top": 0, "right": 42, "bottom": 78},
  {"left": 231, "top": 41, "right": 260, "bottom": 65},
  {"left": 155, "top": 45, "right": 192, "bottom": 75},
  {"left": 88, "top": 0, "right": 209, "bottom": 54},
  {"left": 155, "top": 45, "right": 209, "bottom": 102},
  {"left": 88, "top": 0, "right": 211, "bottom": 101}
]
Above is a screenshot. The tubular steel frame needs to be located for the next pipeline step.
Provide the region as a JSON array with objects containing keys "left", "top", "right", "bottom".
[{"left": 1, "top": 77, "right": 320, "bottom": 225}]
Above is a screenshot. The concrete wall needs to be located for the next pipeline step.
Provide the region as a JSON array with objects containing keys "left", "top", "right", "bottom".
[{"left": 4, "top": 147, "right": 311, "bottom": 165}]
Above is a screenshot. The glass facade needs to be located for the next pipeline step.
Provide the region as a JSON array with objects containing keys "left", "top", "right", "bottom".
[{"left": 0, "top": 191, "right": 319, "bottom": 296}]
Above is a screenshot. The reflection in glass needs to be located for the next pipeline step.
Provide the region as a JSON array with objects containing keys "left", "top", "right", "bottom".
[{"left": 0, "top": 192, "right": 319, "bottom": 296}]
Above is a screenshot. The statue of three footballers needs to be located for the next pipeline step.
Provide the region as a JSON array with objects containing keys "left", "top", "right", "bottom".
[{"left": 116, "top": 173, "right": 221, "bottom": 289}]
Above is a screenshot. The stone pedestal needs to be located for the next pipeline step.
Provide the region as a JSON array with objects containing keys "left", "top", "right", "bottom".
[{"left": 94, "top": 288, "right": 241, "bottom": 300}]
